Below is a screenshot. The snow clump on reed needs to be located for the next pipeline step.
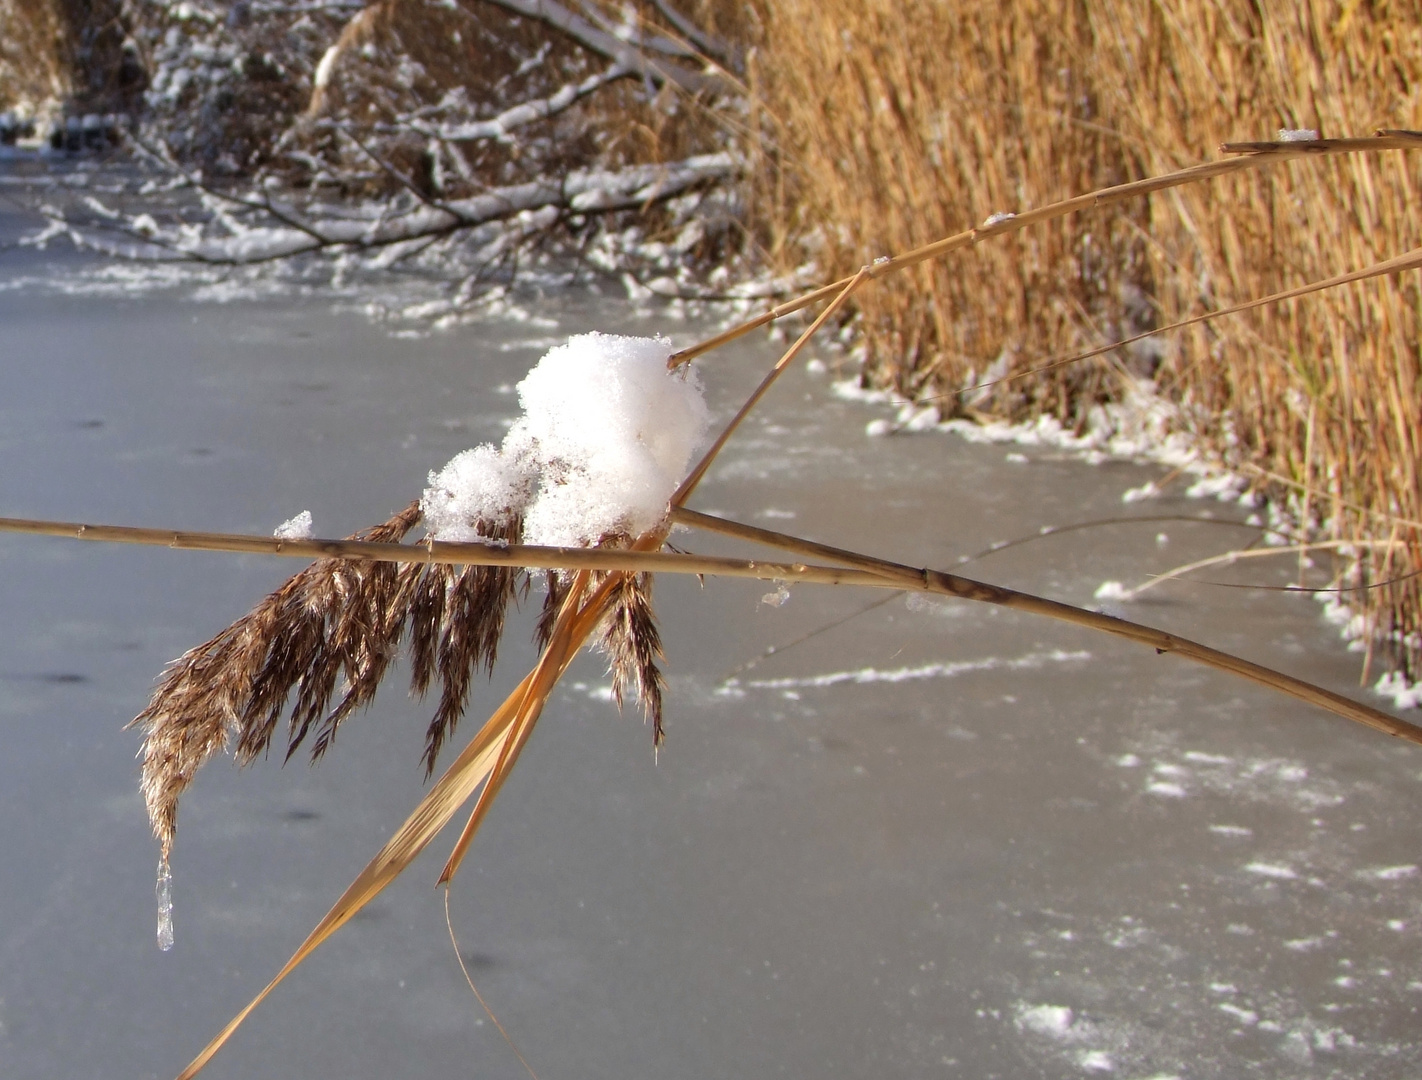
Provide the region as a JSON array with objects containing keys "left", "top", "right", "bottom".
[{"left": 422, "top": 332, "right": 712, "bottom": 548}]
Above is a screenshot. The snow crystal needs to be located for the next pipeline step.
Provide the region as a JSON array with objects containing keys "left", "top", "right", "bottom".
[
  {"left": 1147, "top": 781, "right": 1187, "bottom": 798},
  {"left": 1208, "top": 824, "right": 1252, "bottom": 837},
  {"left": 1121, "top": 480, "right": 1159, "bottom": 503},
  {"left": 982, "top": 211, "right": 1016, "bottom": 228},
  {"left": 1093, "top": 580, "right": 1130, "bottom": 601},
  {"left": 741, "top": 648, "right": 1090, "bottom": 691},
  {"left": 313, "top": 46, "right": 340, "bottom": 91},
  {"left": 421, "top": 333, "right": 711, "bottom": 549},
  {"left": 1184, "top": 751, "right": 1231, "bottom": 764},
  {"left": 1278, "top": 128, "right": 1320, "bottom": 142},
  {"left": 273, "top": 510, "right": 313, "bottom": 540}
]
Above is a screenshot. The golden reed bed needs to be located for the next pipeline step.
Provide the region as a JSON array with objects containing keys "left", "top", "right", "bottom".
[{"left": 749, "top": 0, "right": 1422, "bottom": 682}]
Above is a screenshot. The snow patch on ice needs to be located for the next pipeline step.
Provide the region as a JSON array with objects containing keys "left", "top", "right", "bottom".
[
  {"left": 1218, "top": 1003, "right": 1259, "bottom": 1025},
  {"left": 1359, "top": 864, "right": 1418, "bottom": 882},
  {"left": 1245, "top": 861, "right": 1298, "bottom": 880},
  {"left": 1078, "top": 1049, "right": 1114, "bottom": 1072},
  {"left": 1016, "top": 1003, "right": 1074, "bottom": 1037},
  {"left": 732, "top": 647, "right": 1090, "bottom": 692},
  {"left": 1208, "top": 824, "right": 1253, "bottom": 838},
  {"left": 1374, "top": 670, "right": 1422, "bottom": 710},
  {"left": 1146, "top": 781, "right": 1188, "bottom": 798}
]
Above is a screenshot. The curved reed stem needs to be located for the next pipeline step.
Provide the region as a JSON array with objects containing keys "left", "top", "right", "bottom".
[{"left": 667, "top": 133, "right": 1422, "bottom": 368}]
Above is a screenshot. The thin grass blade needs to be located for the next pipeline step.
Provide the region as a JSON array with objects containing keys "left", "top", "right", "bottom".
[{"left": 174, "top": 664, "right": 537, "bottom": 1080}]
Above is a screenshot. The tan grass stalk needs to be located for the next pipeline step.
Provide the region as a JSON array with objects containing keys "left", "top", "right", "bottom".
[
  {"left": 671, "top": 266, "right": 869, "bottom": 503},
  {"left": 3, "top": 502, "right": 1414, "bottom": 747},
  {"left": 667, "top": 134, "right": 1422, "bottom": 368},
  {"left": 668, "top": 507, "right": 1422, "bottom": 747},
  {"left": 0, "top": 511, "right": 900, "bottom": 580},
  {"left": 1119, "top": 539, "right": 1410, "bottom": 601},
  {"left": 937, "top": 245, "right": 1422, "bottom": 403}
]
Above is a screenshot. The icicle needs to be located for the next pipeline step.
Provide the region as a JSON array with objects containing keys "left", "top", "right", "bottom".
[{"left": 156, "top": 855, "right": 174, "bottom": 952}]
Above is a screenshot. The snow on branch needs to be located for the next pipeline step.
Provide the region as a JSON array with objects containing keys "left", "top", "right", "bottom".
[
  {"left": 43, "top": 153, "right": 738, "bottom": 264},
  {"left": 390, "top": 63, "right": 633, "bottom": 144}
]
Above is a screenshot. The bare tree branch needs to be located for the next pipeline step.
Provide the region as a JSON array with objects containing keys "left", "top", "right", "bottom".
[
  {"left": 478, "top": 0, "right": 728, "bottom": 94},
  {"left": 648, "top": 0, "right": 741, "bottom": 73}
]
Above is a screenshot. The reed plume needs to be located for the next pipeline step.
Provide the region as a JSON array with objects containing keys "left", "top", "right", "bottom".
[
  {"left": 132, "top": 500, "right": 421, "bottom": 858},
  {"left": 596, "top": 569, "right": 666, "bottom": 746},
  {"left": 131, "top": 501, "right": 674, "bottom": 857}
]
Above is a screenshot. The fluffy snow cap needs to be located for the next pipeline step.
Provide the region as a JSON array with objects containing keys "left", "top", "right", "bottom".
[
  {"left": 422, "top": 443, "right": 535, "bottom": 543},
  {"left": 422, "top": 333, "right": 711, "bottom": 547}
]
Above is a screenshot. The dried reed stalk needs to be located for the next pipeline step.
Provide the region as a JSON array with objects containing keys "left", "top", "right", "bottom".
[
  {"left": 1119, "top": 538, "right": 1411, "bottom": 602},
  {"left": 668, "top": 508, "right": 1422, "bottom": 747},
  {"left": 670, "top": 134, "right": 1422, "bottom": 367}
]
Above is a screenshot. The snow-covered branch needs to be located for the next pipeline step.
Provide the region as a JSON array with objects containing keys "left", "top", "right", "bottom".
[
  {"left": 47, "top": 153, "right": 737, "bottom": 264},
  {"left": 388, "top": 63, "right": 632, "bottom": 144}
]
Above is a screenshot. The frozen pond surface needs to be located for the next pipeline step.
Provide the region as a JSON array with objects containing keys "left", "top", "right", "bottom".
[{"left": 0, "top": 200, "right": 1420, "bottom": 1080}]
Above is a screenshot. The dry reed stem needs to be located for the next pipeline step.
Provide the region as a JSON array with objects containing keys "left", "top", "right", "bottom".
[
  {"left": 935, "top": 245, "right": 1422, "bottom": 405},
  {"left": 671, "top": 266, "right": 869, "bottom": 502},
  {"left": 1122, "top": 538, "right": 1410, "bottom": 601},
  {"left": 668, "top": 507, "right": 1422, "bottom": 747},
  {"left": 0, "top": 511, "right": 902, "bottom": 579},
  {"left": 667, "top": 134, "right": 1422, "bottom": 367},
  {"left": 2, "top": 504, "right": 1412, "bottom": 747}
]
